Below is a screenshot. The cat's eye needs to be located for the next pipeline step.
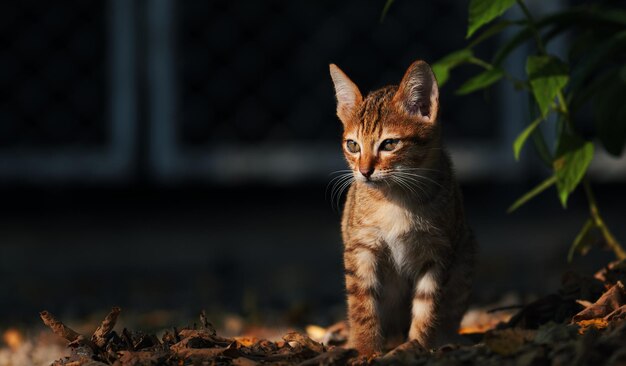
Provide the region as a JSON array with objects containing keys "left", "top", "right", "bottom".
[
  {"left": 345, "top": 140, "right": 360, "bottom": 153},
  {"left": 380, "top": 139, "right": 400, "bottom": 151}
]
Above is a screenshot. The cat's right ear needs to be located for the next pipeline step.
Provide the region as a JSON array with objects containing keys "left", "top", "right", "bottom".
[{"left": 329, "top": 64, "right": 362, "bottom": 123}]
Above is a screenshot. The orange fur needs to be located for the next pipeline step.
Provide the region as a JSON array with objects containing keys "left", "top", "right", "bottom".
[{"left": 330, "top": 60, "right": 476, "bottom": 354}]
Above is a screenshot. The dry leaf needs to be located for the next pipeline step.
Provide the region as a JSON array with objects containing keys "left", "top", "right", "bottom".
[
  {"left": 483, "top": 328, "right": 535, "bottom": 356},
  {"left": 282, "top": 332, "right": 325, "bottom": 354},
  {"left": 573, "top": 281, "right": 626, "bottom": 322},
  {"left": 576, "top": 318, "right": 609, "bottom": 334},
  {"left": 234, "top": 337, "right": 258, "bottom": 347}
]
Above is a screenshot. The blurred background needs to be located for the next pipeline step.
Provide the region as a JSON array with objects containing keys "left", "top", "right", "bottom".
[{"left": 1, "top": 0, "right": 625, "bottom": 335}]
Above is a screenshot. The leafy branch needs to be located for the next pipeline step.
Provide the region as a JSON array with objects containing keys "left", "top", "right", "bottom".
[{"left": 426, "top": 0, "right": 626, "bottom": 260}]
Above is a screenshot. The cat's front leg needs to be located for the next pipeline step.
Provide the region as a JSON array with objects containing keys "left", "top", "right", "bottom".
[
  {"left": 408, "top": 264, "right": 442, "bottom": 348},
  {"left": 344, "top": 244, "right": 383, "bottom": 355}
]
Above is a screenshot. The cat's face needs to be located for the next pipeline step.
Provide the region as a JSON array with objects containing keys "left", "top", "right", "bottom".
[{"left": 330, "top": 61, "right": 440, "bottom": 185}]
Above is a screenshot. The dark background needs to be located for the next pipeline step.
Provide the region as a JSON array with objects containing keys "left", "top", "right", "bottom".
[{"left": 1, "top": 0, "right": 625, "bottom": 330}]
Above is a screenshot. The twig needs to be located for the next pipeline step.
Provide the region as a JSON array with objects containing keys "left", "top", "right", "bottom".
[
  {"left": 199, "top": 310, "right": 217, "bottom": 336},
  {"left": 583, "top": 178, "right": 626, "bottom": 260},
  {"left": 297, "top": 348, "right": 358, "bottom": 366},
  {"left": 487, "top": 304, "right": 526, "bottom": 313},
  {"left": 517, "top": 0, "right": 623, "bottom": 260},
  {"left": 516, "top": 0, "right": 546, "bottom": 54},
  {"left": 379, "top": 340, "right": 426, "bottom": 365},
  {"left": 40, "top": 310, "right": 82, "bottom": 342},
  {"left": 91, "top": 307, "right": 121, "bottom": 348},
  {"left": 283, "top": 332, "right": 325, "bottom": 354}
]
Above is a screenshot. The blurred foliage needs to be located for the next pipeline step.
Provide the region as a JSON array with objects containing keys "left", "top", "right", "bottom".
[
  {"left": 386, "top": 0, "right": 626, "bottom": 261},
  {"left": 432, "top": 0, "right": 626, "bottom": 261}
]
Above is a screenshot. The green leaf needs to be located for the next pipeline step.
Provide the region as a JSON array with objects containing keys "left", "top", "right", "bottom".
[
  {"left": 569, "top": 31, "right": 626, "bottom": 97},
  {"left": 526, "top": 97, "right": 553, "bottom": 167},
  {"left": 432, "top": 49, "right": 474, "bottom": 86},
  {"left": 493, "top": 8, "right": 626, "bottom": 66},
  {"left": 513, "top": 116, "right": 542, "bottom": 160},
  {"left": 553, "top": 133, "right": 594, "bottom": 208},
  {"left": 507, "top": 175, "right": 557, "bottom": 213},
  {"left": 567, "top": 219, "right": 596, "bottom": 263},
  {"left": 526, "top": 55, "right": 569, "bottom": 117},
  {"left": 493, "top": 27, "right": 533, "bottom": 66},
  {"left": 467, "top": 20, "right": 516, "bottom": 48},
  {"left": 569, "top": 68, "right": 617, "bottom": 115},
  {"left": 380, "top": 0, "right": 394, "bottom": 23},
  {"left": 455, "top": 68, "right": 504, "bottom": 95},
  {"left": 539, "top": 8, "right": 626, "bottom": 29},
  {"left": 531, "top": 128, "right": 553, "bottom": 167},
  {"left": 467, "top": 0, "right": 517, "bottom": 38}
]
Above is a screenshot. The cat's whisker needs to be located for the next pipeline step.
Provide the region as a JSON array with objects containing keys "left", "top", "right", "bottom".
[
  {"left": 327, "top": 172, "right": 352, "bottom": 188},
  {"left": 330, "top": 174, "right": 355, "bottom": 212},
  {"left": 326, "top": 173, "right": 353, "bottom": 201},
  {"left": 395, "top": 166, "right": 438, "bottom": 170},
  {"left": 328, "top": 169, "right": 354, "bottom": 176},
  {"left": 392, "top": 175, "right": 421, "bottom": 200},
  {"left": 394, "top": 171, "right": 448, "bottom": 191},
  {"left": 339, "top": 180, "right": 354, "bottom": 211},
  {"left": 329, "top": 174, "right": 353, "bottom": 209},
  {"left": 394, "top": 175, "right": 442, "bottom": 196},
  {"left": 331, "top": 177, "right": 348, "bottom": 209},
  {"left": 400, "top": 174, "right": 446, "bottom": 192},
  {"left": 397, "top": 177, "right": 415, "bottom": 197},
  {"left": 394, "top": 167, "right": 440, "bottom": 173},
  {"left": 390, "top": 175, "right": 406, "bottom": 194},
  {"left": 329, "top": 60, "right": 476, "bottom": 354},
  {"left": 327, "top": 173, "right": 351, "bottom": 186},
  {"left": 395, "top": 174, "right": 427, "bottom": 200},
  {"left": 327, "top": 175, "right": 353, "bottom": 212},
  {"left": 402, "top": 178, "right": 423, "bottom": 202},
  {"left": 334, "top": 176, "right": 354, "bottom": 212},
  {"left": 391, "top": 171, "right": 431, "bottom": 199}
]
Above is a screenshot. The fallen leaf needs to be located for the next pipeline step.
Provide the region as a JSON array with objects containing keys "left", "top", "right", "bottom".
[
  {"left": 378, "top": 339, "right": 426, "bottom": 365},
  {"left": 533, "top": 322, "right": 578, "bottom": 344},
  {"left": 231, "top": 357, "right": 259, "bottom": 366},
  {"left": 322, "top": 321, "right": 349, "bottom": 346},
  {"left": 297, "top": 347, "right": 358, "bottom": 366},
  {"left": 483, "top": 328, "right": 536, "bottom": 356},
  {"left": 573, "top": 281, "right": 626, "bottom": 322},
  {"left": 234, "top": 337, "right": 258, "bottom": 347},
  {"left": 282, "top": 332, "right": 325, "bottom": 354},
  {"left": 595, "top": 260, "right": 626, "bottom": 285},
  {"left": 576, "top": 318, "right": 609, "bottom": 334},
  {"left": 605, "top": 305, "right": 626, "bottom": 321},
  {"left": 305, "top": 325, "right": 326, "bottom": 342}
]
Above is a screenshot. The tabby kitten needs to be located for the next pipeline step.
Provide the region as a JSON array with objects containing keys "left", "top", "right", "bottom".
[{"left": 329, "top": 60, "right": 476, "bottom": 354}]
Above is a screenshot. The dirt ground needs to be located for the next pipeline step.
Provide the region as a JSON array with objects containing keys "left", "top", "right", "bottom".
[{"left": 3, "top": 260, "right": 626, "bottom": 366}]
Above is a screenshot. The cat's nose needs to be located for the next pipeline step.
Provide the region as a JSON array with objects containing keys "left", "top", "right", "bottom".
[{"left": 359, "top": 167, "right": 374, "bottom": 178}]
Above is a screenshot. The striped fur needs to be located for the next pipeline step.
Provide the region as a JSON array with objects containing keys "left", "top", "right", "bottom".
[{"left": 330, "top": 60, "right": 476, "bottom": 354}]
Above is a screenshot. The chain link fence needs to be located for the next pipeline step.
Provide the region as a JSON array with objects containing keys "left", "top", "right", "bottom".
[{"left": 1, "top": 0, "right": 623, "bottom": 183}]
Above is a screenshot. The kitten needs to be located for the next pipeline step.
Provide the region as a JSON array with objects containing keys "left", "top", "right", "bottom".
[{"left": 329, "top": 60, "right": 476, "bottom": 354}]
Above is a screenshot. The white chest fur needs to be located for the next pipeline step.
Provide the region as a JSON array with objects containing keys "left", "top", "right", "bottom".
[{"left": 371, "top": 202, "right": 415, "bottom": 271}]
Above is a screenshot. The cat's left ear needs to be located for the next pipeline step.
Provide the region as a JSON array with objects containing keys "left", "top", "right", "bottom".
[{"left": 393, "top": 60, "right": 439, "bottom": 123}]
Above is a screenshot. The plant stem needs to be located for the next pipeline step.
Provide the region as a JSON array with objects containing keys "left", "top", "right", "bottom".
[
  {"left": 516, "top": 0, "right": 547, "bottom": 54},
  {"left": 517, "top": 0, "right": 623, "bottom": 261},
  {"left": 555, "top": 90, "right": 576, "bottom": 132},
  {"left": 468, "top": 57, "right": 527, "bottom": 90},
  {"left": 583, "top": 177, "right": 626, "bottom": 260},
  {"left": 468, "top": 57, "right": 493, "bottom": 70},
  {"left": 556, "top": 92, "right": 569, "bottom": 116}
]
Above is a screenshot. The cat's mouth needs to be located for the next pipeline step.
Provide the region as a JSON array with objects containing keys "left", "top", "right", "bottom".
[{"left": 354, "top": 172, "right": 387, "bottom": 184}]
